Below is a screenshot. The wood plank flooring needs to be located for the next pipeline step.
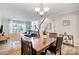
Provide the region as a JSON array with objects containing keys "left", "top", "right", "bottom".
[
  {"left": 0, "top": 40, "right": 21, "bottom": 55},
  {"left": 0, "top": 40, "right": 79, "bottom": 55}
]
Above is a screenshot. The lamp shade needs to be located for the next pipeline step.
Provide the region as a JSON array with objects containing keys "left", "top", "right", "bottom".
[
  {"left": 35, "top": 7, "right": 40, "bottom": 12},
  {"left": 35, "top": 3, "right": 49, "bottom": 17},
  {"left": 43, "top": 7, "right": 49, "bottom": 12},
  {"left": 39, "top": 11, "right": 44, "bottom": 16}
]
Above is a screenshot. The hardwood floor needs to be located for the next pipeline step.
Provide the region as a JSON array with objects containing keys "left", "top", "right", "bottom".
[
  {"left": 0, "top": 40, "right": 21, "bottom": 55},
  {"left": 61, "top": 45, "right": 79, "bottom": 55},
  {"left": 0, "top": 40, "right": 79, "bottom": 55},
  {"left": 46, "top": 44, "right": 79, "bottom": 55}
]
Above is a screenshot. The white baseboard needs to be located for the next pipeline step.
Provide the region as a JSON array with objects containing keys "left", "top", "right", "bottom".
[{"left": 74, "top": 44, "right": 79, "bottom": 47}]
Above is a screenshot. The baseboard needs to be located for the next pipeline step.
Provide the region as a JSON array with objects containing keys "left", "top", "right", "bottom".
[
  {"left": 63, "top": 43, "right": 79, "bottom": 47},
  {"left": 63, "top": 43, "right": 74, "bottom": 47},
  {"left": 74, "top": 44, "right": 79, "bottom": 47}
]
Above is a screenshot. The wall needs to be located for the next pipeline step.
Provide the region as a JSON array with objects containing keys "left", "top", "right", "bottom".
[
  {"left": 52, "top": 12, "right": 79, "bottom": 46},
  {"left": 1, "top": 17, "right": 10, "bottom": 35},
  {"left": 0, "top": 19, "right": 1, "bottom": 25}
]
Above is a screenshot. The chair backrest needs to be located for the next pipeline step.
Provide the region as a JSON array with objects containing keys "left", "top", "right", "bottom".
[
  {"left": 21, "top": 39, "right": 32, "bottom": 55},
  {"left": 56, "top": 37, "right": 63, "bottom": 50},
  {"left": 49, "top": 33, "right": 57, "bottom": 38}
]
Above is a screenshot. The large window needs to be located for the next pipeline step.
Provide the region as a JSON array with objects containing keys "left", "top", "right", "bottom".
[
  {"left": 31, "top": 21, "right": 38, "bottom": 31},
  {"left": 10, "top": 21, "right": 26, "bottom": 33}
]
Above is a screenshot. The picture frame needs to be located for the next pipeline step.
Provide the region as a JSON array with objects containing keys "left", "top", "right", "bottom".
[{"left": 63, "top": 20, "right": 70, "bottom": 26}]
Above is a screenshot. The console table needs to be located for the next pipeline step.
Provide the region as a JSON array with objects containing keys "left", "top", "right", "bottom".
[{"left": 0, "top": 35, "right": 9, "bottom": 42}]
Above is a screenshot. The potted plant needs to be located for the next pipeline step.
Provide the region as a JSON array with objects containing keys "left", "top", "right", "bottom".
[{"left": 43, "top": 30, "right": 47, "bottom": 39}]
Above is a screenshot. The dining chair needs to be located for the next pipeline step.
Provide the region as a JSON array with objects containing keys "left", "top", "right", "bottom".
[
  {"left": 49, "top": 33, "right": 57, "bottom": 47},
  {"left": 49, "top": 33, "right": 57, "bottom": 38},
  {"left": 21, "top": 39, "right": 36, "bottom": 55},
  {"left": 47, "top": 37, "right": 63, "bottom": 55}
]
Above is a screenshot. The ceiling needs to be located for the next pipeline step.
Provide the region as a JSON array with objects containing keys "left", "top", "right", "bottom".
[{"left": 0, "top": 3, "right": 79, "bottom": 21}]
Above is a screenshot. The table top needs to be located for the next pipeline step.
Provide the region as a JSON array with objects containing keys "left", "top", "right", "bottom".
[
  {"left": 22, "top": 36, "right": 56, "bottom": 52},
  {"left": 0, "top": 35, "right": 9, "bottom": 41}
]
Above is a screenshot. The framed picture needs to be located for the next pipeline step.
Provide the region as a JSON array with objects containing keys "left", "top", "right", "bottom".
[{"left": 63, "top": 20, "right": 70, "bottom": 26}]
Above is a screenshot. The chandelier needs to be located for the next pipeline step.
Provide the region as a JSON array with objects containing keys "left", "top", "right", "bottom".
[{"left": 35, "top": 3, "right": 49, "bottom": 17}]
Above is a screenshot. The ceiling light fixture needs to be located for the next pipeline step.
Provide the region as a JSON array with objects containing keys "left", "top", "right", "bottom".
[{"left": 35, "top": 3, "right": 49, "bottom": 17}]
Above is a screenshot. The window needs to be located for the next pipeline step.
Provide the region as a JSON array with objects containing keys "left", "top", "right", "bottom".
[
  {"left": 10, "top": 21, "right": 26, "bottom": 33},
  {"left": 31, "top": 21, "right": 38, "bottom": 31}
]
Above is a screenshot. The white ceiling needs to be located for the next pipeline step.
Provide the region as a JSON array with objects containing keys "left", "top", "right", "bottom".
[{"left": 0, "top": 3, "right": 79, "bottom": 21}]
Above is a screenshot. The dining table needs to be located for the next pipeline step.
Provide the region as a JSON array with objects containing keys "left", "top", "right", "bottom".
[{"left": 21, "top": 36, "right": 56, "bottom": 55}]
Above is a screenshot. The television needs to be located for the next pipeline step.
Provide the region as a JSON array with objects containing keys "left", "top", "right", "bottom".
[{"left": 0, "top": 25, "right": 3, "bottom": 33}]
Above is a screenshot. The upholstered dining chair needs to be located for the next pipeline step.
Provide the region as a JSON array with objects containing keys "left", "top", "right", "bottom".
[
  {"left": 49, "top": 33, "right": 57, "bottom": 47},
  {"left": 49, "top": 33, "right": 57, "bottom": 38},
  {"left": 21, "top": 39, "right": 36, "bottom": 55},
  {"left": 47, "top": 37, "right": 63, "bottom": 55}
]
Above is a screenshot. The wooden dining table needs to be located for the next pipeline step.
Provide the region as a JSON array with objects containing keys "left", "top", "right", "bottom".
[{"left": 22, "top": 36, "right": 56, "bottom": 55}]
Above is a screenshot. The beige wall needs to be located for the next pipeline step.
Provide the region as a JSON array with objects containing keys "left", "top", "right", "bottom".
[
  {"left": 52, "top": 12, "right": 79, "bottom": 46},
  {"left": 0, "top": 19, "right": 1, "bottom": 25},
  {"left": 1, "top": 17, "right": 10, "bottom": 35}
]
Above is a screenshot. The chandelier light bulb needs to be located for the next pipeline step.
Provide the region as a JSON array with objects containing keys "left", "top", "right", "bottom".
[
  {"left": 43, "top": 7, "right": 49, "bottom": 12},
  {"left": 35, "top": 7, "right": 40, "bottom": 12},
  {"left": 35, "top": 3, "right": 49, "bottom": 17},
  {"left": 39, "top": 11, "right": 44, "bottom": 15}
]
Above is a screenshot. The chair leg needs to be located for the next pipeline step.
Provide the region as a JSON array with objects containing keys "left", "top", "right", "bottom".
[
  {"left": 60, "top": 48, "right": 61, "bottom": 55},
  {"left": 45, "top": 50, "right": 47, "bottom": 54},
  {"left": 41, "top": 50, "right": 47, "bottom": 55},
  {"left": 21, "top": 47, "right": 23, "bottom": 55},
  {"left": 55, "top": 52, "right": 56, "bottom": 55}
]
